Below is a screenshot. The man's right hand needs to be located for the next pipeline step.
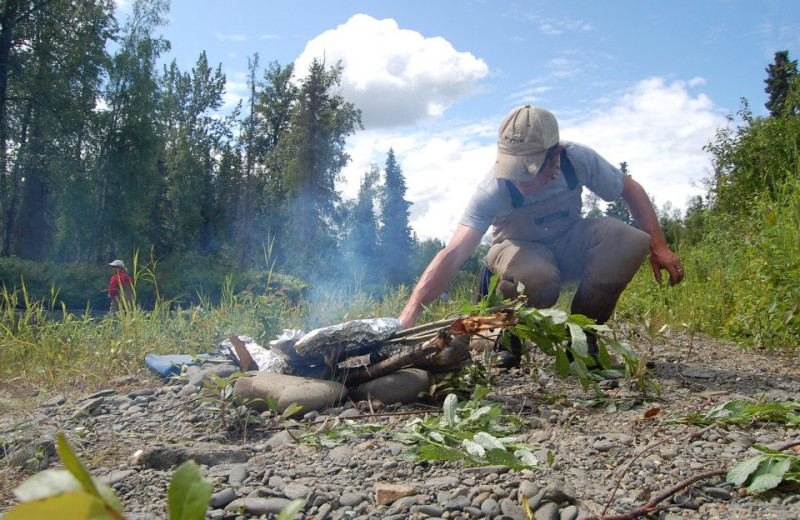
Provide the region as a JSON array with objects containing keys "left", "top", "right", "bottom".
[{"left": 397, "top": 224, "right": 484, "bottom": 329}]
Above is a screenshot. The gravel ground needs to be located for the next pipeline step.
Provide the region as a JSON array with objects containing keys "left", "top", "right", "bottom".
[{"left": 1, "top": 327, "right": 798, "bottom": 520}]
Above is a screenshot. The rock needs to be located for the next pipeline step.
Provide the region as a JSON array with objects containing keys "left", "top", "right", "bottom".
[
  {"left": 500, "top": 496, "right": 527, "bottom": 520},
  {"left": 481, "top": 497, "right": 501, "bottom": 517},
  {"left": 374, "top": 483, "right": 416, "bottom": 505},
  {"left": 283, "top": 483, "right": 312, "bottom": 500},
  {"left": 99, "top": 469, "right": 134, "bottom": 486},
  {"left": 226, "top": 497, "right": 291, "bottom": 515},
  {"left": 187, "top": 363, "right": 240, "bottom": 387},
  {"left": 209, "top": 487, "right": 236, "bottom": 508},
  {"left": 233, "top": 372, "right": 347, "bottom": 414},
  {"left": 544, "top": 479, "right": 576, "bottom": 503},
  {"left": 560, "top": 504, "right": 579, "bottom": 520},
  {"left": 141, "top": 442, "right": 248, "bottom": 470},
  {"left": 534, "top": 501, "right": 560, "bottom": 520},
  {"left": 227, "top": 463, "right": 248, "bottom": 487},
  {"left": 42, "top": 394, "right": 66, "bottom": 407},
  {"left": 339, "top": 491, "right": 366, "bottom": 507},
  {"left": 348, "top": 368, "right": 431, "bottom": 405}
]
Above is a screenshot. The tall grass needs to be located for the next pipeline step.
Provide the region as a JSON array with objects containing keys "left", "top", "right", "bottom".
[{"left": 617, "top": 180, "right": 800, "bottom": 352}]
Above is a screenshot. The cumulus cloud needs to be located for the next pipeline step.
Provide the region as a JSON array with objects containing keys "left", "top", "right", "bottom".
[
  {"left": 339, "top": 77, "right": 727, "bottom": 242},
  {"left": 559, "top": 77, "right": 727, "bottom": 211},
  {"left": 293, "top": 14, "right": 489, "bottom": 129}
]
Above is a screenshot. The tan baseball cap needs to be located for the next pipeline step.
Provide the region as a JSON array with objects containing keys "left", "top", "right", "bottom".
[{"left": 493, "top": 105, "right": 560, "bottom": 181}]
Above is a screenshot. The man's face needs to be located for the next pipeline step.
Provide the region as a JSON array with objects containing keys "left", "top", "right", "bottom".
[{"left": 511, "top": 145, "right": 562, "bottom": 196}]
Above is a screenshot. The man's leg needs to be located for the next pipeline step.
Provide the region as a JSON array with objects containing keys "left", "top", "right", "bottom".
[
  {"left": 485, "top": 239, "right": 561, "bottom": 307},
  {"left": 559, "top": 217, "right": 650, "bottom": 324}
]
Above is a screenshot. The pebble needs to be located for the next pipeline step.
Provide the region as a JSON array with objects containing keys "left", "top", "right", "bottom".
[{"left": 0, "top": 333, "right": 796, "bottom": 520}]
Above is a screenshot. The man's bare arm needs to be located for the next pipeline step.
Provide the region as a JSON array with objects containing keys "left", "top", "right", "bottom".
[
  {"left": 398, "top": 225, "right": 484, "bottom": 328},
  {"left": 621, "top": 175, "right": 684, "bottom": 286}
]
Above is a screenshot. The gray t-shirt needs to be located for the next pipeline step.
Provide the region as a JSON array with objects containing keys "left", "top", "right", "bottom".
[{"left": 459, "top": 141, "right": 624, "bottom": 235}]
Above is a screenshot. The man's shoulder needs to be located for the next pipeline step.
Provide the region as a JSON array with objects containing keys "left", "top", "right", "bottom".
[{"left": 562, "top": 140, "right": 601, "bottom": 159}]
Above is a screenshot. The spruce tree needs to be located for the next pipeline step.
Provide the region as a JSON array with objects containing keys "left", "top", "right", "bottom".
[
  {"left": 605, "top": 162, "right": 633, "bottom": 225},
  {"left": 344, "top": 166, "right": 380, "bottom": 287},
  {"left": 378, "top": 149, "right": 413, "bottom": 286},
  {"left": 765, "top": 50, "right": 798, "bottom": 117},
  {"left": 283, "top": 58, "right": 361, "bottom": 278}
]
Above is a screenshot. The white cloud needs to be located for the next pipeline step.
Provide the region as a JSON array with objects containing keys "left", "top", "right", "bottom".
[
  {"left": 293, "top": 14, "right": 489, "bottom": 129},
  {"left": 559, "top": 77, "right": 726, "bottom": 211},
  {"left": 340, "top": 76, "right": 727, "bottom": 242},
  {"left": 222, "top": 75, "right": 248, "bottom": 111},
  {"left": 215, "top": 32, "right": 247, "bottom": 42}
]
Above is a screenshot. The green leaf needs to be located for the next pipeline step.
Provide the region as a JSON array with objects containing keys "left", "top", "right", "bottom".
[
  {"left": 554, "top": 348, "right": 570, "bottom": 376},
  {"left": 472, "top": 432, "right": 505, "bottom": 451},
  {"left": 465, "top": 406, "right": 493, "bottom": 424},
  {"left": 443, "top": 394, "right": 458, "bottom": 427},
  {"left": 514, "top": 449, "right": 538, "bottom": 467},
  {"left": 14, "top": 470, "right": 82, "bottom": 502},
  {"left": 472, "top": 385, "right": 490, "bottom": 400},
  {"left": 4, "top": 492, "right": 112, "bottom": 520},
  {"left": 417, "top": 444, "right": 464, "bottom": 462},
  {"left": 747, "top": 473, "right": 783, "bottom": 494},
  {"left": 482, "top": 448, "right": 524, "bottom": 468},
  {"left": 728, "top": 455, "right": 769, "bottom": 486},
  {"left": 57, "top": 433, "right": 99, "bottom": 496},
  {"left": 429, "top": 431, "right": 445, "bottom": 444},
  {"left": 462, "top": 439, "right": 486, "bottom": 458},
  {"left": 277, "top": 498, "right": 306, "bottom": 520},
  {"left": 566, "top": 323, "right": 588, "bottom": 357},
  {"left": 168, "top": 461, "right": 213, "bottom": 520},
  {"left": 281, "top": 402, "right": 304, "bottom": 419}
]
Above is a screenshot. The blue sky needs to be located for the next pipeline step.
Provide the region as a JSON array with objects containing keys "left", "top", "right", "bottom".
[{"left": 130, "top": 0, "right": 800, "bottom": 241}]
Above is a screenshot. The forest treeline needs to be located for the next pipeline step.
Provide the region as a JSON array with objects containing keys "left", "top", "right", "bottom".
[
  {"left": 0, "top": 0, "right": 429, "bottom": 296},
  {"left": 0, "top": 0, "right": 799, "bottom": 338}
]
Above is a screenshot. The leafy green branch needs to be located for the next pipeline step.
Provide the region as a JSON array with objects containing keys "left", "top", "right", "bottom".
[
  {"left": 391, "top": 388, "right": 539, "bottom": 469},
  {"left": 461, "top": 275, "right": 658, "bottom": 397},
  {"left": 676, "top": 399, "right": 800, "bottom": 494},
  {"left": 728, "top": 442, "right": 800, "bottom": 494},
  {"left": 677, "top": 399, "right": 800, "bottom": 427}
]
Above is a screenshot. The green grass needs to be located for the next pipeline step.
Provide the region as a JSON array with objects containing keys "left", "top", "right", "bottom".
[{"left": 616, "top": 182, "right": 800, "bottom": 352}]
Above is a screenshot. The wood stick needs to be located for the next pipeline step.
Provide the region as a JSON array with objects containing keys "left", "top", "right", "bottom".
[{"left": 342, "top": 332, "right": 449, "bottom": 386}]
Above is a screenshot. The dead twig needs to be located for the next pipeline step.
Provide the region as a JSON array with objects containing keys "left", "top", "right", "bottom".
[
  {"left": 580, "top": 469, "right": 727, "bottom": 520},
  {"left": 342, "top": 330, "right": 452, "bottom": 386}
]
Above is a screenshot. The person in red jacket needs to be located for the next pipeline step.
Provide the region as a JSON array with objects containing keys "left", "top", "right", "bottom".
[{"left": 108, "top": 259, "right": 134, "bottom": 312}]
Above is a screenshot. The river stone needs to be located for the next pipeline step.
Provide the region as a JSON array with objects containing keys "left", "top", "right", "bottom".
[
  {"left": 534, "top": 501, "right": 560, "bottom": 520},
  {"left": 140, "top": 442, "right": 248, "bottom": 470},
  {"left": 233, "top": 372, "right": 347, "bottom": 414},
  {"left": 187, "top": 363, "right": 240, "bottom": 387},
  {"left": 226, "top": 497, "right": 291, "bottom": 515},
  {"left": 209, "top": 487, "right": 236, "bottom": 508},
  {"left": 348, "top": 368, "right": 431, "bottom": 405},
  {"left": 374, "top": 483, "right": 417, "bottom": 505}
]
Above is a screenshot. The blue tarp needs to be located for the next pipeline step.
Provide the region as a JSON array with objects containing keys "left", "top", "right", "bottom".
[{"left": 144, "top": 353, "right": 204, "bottom": 378}]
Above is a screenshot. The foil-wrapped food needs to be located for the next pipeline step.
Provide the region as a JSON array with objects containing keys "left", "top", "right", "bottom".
[{"left": 269, "top": 318, "right": 404, "bottom": 365}]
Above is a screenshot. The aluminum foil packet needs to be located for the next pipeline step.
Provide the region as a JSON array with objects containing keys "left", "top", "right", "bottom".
[
  {"left": 220, "top": 335, "right": 289, "bottom": 373},
  {"left": 268, "top": 328, "right": 307, "bottom": 363},
  {"left": 293, "top": 318, "right": 404, "bottom": 359}
]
